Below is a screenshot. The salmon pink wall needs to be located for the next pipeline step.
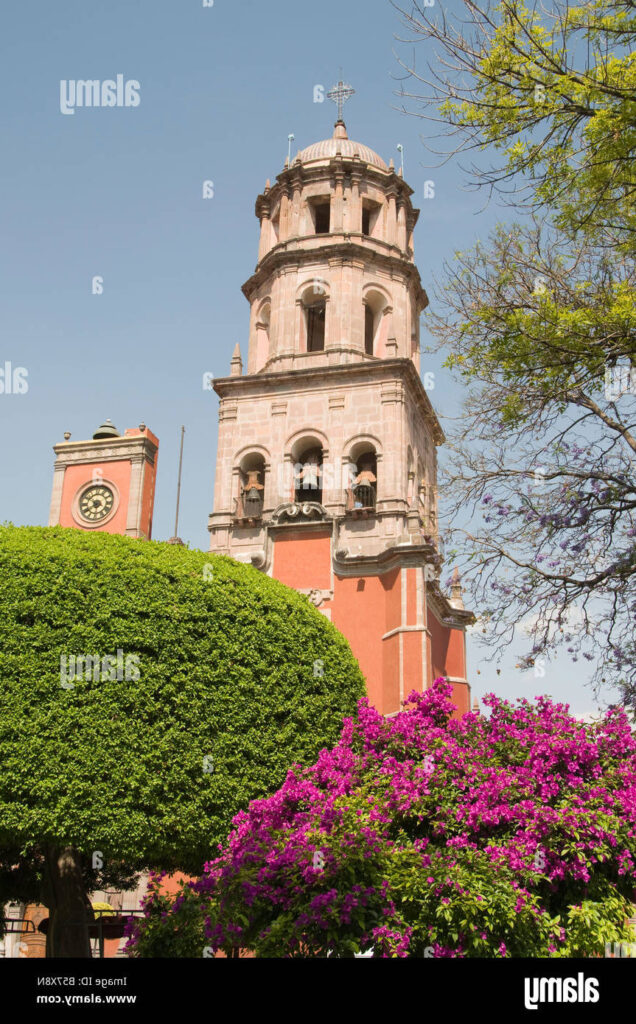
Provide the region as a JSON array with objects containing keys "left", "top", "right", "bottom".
[
  {"left": 332, "top": 569, "right": 401, "bottom": 714},
  {"left": 428, "top": 608, "right": 469, "bottom": 716},
  {"left": 403, "top": 627, "right": 424, "bottom": 698},
  {"left": 273, "top": 530, "right": 332, "bottom": 590}
]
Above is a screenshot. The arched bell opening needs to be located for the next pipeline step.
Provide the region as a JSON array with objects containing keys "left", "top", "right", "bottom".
[
  {"left": 235, "top": 452, "right": 266, "bottom": 523},
  {"left": 345, "top": 443, "right": 378, "bottom": 515},
  {"left": 292, "top": 442, "right": 324, "bottom": 506}
]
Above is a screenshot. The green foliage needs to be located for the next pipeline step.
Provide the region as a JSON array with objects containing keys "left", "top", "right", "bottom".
[
  {"left": 396, "top": 1, "right": 636, "bottom": 696},
  {"left": 0, "top": 525, "right": 365, "bottom": 894},
  {"left": 429, "top": 0, "right": 636, "bottom": 245}
]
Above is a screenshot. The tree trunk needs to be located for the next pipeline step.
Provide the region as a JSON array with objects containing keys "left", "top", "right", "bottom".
[{"left": 42, "top": 846, "right": 93, "bottom": 958}]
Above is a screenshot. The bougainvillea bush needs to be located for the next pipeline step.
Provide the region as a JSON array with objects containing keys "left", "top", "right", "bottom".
[{"left": 126, "top": 679, "right": 636, "bottom": 958}]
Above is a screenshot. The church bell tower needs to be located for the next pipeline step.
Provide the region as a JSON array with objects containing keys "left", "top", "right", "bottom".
[{"left": 208, "top": 90, "right": 473, "bottom": 715}]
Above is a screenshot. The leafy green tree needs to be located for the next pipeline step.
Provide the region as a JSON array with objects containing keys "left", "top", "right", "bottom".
[
  {"left": 393, "top": 0, "right": 636, "bottom": 243},
  {"left": 392, "top": 0, "right": 636, "bottom": 703},
  {"left": 0, "top": 525, "right": 365, "bottom": 957}
]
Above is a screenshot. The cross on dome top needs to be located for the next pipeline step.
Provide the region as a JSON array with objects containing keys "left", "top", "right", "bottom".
[{"left": 327, "top": 77, "right": 355, "bottom": 122}]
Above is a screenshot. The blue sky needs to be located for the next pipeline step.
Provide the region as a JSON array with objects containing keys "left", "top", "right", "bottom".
[{"left": 0, "top": 0, "right": 614, "bottom": 715}]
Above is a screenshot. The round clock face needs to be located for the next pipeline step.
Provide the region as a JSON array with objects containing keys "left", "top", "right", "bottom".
[{"left": 78, "top": 485, "right": 115, "bottom": 523}]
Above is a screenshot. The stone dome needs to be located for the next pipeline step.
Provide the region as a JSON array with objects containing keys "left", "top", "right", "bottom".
[{"left": 296, "top": 122, "right": 388, "bottom": 170}]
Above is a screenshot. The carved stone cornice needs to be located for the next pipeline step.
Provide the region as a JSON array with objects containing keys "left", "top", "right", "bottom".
[
  {"left": 245, "top": 239, "right": 427, "bottom": 310},
  {"left": 52, "top": 444, "right": 154, "bottom": 468},
  {"left": 52, "top": 438, "right": 156, "bottom": 466},
  {"left": 213, "top": 359, "right": 444, "bottom": 445}
]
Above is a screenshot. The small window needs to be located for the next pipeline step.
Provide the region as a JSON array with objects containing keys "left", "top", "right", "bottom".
[
  {"left": 314, "top": 202, "right": 330, "bottom": 234},
  {"left": 364, "top": 305, "right": 375, "bottom": 356},
  {"left": 306, "top": 300, "right": 326, "bottom": 352},
  {"left": 361, "top": 201, "right": 380, "bottom": 238}
]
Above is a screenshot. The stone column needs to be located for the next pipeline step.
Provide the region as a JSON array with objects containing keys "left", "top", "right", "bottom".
[
  {"left": 397, "top": 197, "right": 407, "bottom": 251},
  {"left": 331, "top": 161, "right": 345, "bottom": 233},
  {"left": 256, "top": 195, "right": 271, "bottom": 262},
  {"left": 280, "top": 184, "right": 291, "bottom": 242},
  {"left": 231, "top": 466, "right": 241, "bottom": 517},
  {"left": 126, "top": 454, "right": 146, "bottom": 537},
  {"left": 295, "top": 298, "right": 304, "bottom": 356},
  {"left": 290, "top": 170, "right": 302, "bottom": 237},
  {"left": 386, "top": 186, "right": 397, "bottom": 247},
  {"left": 381, "top": 305, "right": 394, "bottom": 358},
  {"left": 350, "top": 158, "right": 362, "bottom": 234},
  {"left": 48, "top": 462, "right": 66, "bottom": 526},
  {"left": 262, "top": 460, "right": 272, "bottom": 513}
]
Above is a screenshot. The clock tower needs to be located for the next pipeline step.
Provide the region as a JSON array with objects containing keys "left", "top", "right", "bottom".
[
  {"left": 208, "top": 98, "right": 474, "bottom": 716},
  {"left": 49, "top": 419, "right": 159, "bottom": 540}
]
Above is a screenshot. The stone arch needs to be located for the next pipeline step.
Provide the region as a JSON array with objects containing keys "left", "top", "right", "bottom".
[
  {"left": 232, "top": 445, "right": 271, "bottom": 520},
  {"left": 233, "top": 443, "right": 271, "bottom": 469},
  {"left": 255, "top": 298, "right": 272, "bottom": 370},
  {"left": 362, "top": 285, "right": 392, "bottom": 357},
  {"left": 296, "top": 278, "right": 330, "bottom": 304},
  {"left": 344, "top": 432, "right": 378, "bottom": 512},
  {"left": 286, "top": 428, "right": 330, "bottom": 460},
  {"left": 297, "top": 279, "right": 329, "bottom": 352},
  {"left": 285, "top": 430, "right": 329, "bottom": 506},
  {"left": 343, "top": 432, "right": 383, "bottom": 461}
]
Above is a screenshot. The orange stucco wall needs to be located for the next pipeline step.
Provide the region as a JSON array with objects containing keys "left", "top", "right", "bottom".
[
  {"left": 272, "top": 529, "right": 332, "bottom": 590},
  {"left": 428, "top": 607, "right": 469, "bottom": 716},
  {"left": 332, "top": 570, "right": 400, "bottom": 714}
]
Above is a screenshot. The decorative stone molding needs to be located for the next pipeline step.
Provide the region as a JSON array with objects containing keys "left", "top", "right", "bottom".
[
  {"left": 219, "top": 402, "right": 238, "bottom": 423},
  {"left": 298, "top": 588, "right": 334, "bottom": 608},
  {"left": 271, "top": 501, "right": 329, "bottom": 523},
  {"left": 380, "top": 382, "right": 402, "bottom": 404},
  {"left": 53, "top": 444, "right": 145, "bottom": 466},
  {"left": 233, "top": 550, "right": 267, "bottom": 569}
]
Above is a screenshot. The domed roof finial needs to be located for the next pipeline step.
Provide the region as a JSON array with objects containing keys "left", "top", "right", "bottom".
[{"left": 93, "top": 419, "right": 120, "bottom": 440}]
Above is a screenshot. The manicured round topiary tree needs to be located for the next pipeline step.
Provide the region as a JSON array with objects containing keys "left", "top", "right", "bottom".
[
  {"left": 127, "top": 678, "right": 636, "bottom": 958},
  {"left": 0, "top": 525, "right": 365, "bottom": 957}
]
